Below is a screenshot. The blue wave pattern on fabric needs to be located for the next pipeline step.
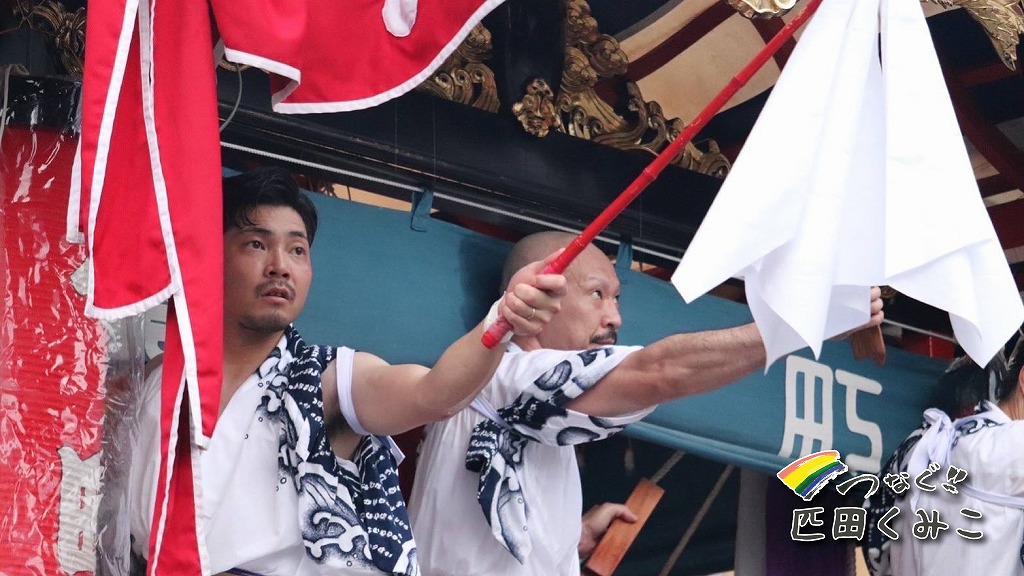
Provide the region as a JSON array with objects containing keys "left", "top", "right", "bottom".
[
  {"left": 465, "top": 346, "right": 635, "bottom": 563},
  {"left": 257, "top": 326, "right": 418, "bottom": 575}
]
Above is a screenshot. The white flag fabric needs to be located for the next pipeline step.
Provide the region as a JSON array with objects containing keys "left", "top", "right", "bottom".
[{"left": 671, "top": 0, "right": 1023, "bottom": 368}]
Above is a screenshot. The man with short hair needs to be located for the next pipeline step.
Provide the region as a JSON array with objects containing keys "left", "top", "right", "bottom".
[
  {"left": 128, "top": 168, "right": 567, "bottom": 576},
  {"left": 409, "top": 231, "right": 884, "bottom": 575}
]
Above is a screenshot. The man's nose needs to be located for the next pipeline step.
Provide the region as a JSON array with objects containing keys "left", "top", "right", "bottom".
[
  {"left": 265, "top": 248, "right": 291, "bottom": 278},
  {"left": 603, "top": 302, "right": 622, "bottom": 330}
]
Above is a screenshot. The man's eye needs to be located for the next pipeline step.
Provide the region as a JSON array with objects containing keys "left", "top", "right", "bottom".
[
  {"left": 292, "top": 246, "right": 307, "bottom": 256},
  {"left": 248, "top": 240, "right": 264, "bottom": 249},
  {"left": 591, "top": 290, "right": 603, "bottom": 300}
]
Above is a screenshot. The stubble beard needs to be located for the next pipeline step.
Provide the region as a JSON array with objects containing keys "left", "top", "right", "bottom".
[{"left": 238, "top": 311, "right": 292, "bottom": 335}]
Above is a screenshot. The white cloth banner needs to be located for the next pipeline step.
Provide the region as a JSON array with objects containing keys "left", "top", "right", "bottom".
[{"left": 672, "top": 0, "right": 1023, "bottom": 368}]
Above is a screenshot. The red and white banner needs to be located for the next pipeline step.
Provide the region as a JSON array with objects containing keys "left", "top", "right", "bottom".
[
  {"left": 72, "top": 0, "right": 223, "bottom": 571},
  {"left": 260, "top": 0, "right": 506, "bottom": 112},
  {"left": 72, "top": 0, "right": 506, "bottom": 573}
]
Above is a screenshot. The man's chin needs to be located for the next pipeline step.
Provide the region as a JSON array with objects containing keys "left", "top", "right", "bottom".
[{"left": 240, "top": 313, "right": 292, "bottom": 334}]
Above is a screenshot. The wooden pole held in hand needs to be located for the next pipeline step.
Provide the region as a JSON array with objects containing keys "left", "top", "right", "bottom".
[{"left": 582, "top": 479, "right": 665, "bottom": 576}]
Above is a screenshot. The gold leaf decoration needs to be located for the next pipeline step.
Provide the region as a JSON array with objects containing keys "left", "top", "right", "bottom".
[
  {"left": 416, "top": 23, "right": 500, "bottom": 112},
  {"left": 12, "top": 0, "right": 85, "bottom": 76},
  {"left": 512, "top": 78, "right": 562, "bottom": 137},
  {"left": 514, "top": 0, "right": 731, "bottom": 177},
  {"left": 924, "top": 0, "right": 1024, "bottom": 69}
]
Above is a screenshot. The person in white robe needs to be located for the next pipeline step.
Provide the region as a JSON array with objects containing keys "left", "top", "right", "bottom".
[
  {"left": 865, "top": 327, "right": 1024, "bottom": 576},
  {"left": 409, "top": 231, "right": 885, "bottom": 576}
]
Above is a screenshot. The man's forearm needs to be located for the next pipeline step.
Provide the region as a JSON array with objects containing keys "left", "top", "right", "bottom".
[
  {"left": 642, "top": 322, "right": 765, "bottom": 395},
  {"left": 568, "top": 323, "right": 766, "bottom": 417},
  {"left": 414, "top": 323, "right": 507, "bottom": 420}
]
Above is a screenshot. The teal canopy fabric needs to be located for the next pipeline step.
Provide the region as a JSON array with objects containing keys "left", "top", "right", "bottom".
[
  {"left": 299, "top": 190, "right": 506, "bottom": 365},
  {"left": 298, "top": 191, "right": 945, "bottom": 476}
]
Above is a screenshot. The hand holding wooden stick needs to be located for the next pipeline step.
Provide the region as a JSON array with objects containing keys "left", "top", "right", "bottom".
[
  {"left": 582, "top": 452, "right": 684, "bottom": 576},
  {"left": 846, "top": 286, "right": 887, "bottom": 366}
]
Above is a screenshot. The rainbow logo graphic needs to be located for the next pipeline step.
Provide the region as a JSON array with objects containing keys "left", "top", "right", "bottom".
[{"left": 777, "top": 450, "right": 848, "bottom": 501}]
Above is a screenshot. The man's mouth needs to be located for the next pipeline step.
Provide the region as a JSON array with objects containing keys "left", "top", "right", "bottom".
[
  {"left": 591, "top": 332, "right": 617, "bottom": 346},
  {"left": 259, "top": 284, "right": 294, "bottom": 301}
]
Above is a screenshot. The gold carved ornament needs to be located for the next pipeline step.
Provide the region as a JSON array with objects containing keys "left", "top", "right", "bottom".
[
  {"left": 7, "top": 0, "right": 85, "bottom": 76},
  {"left": 925, "top": 0, "right": 1024, "bottom": 69},
  {"left": 412, "top": 0, "right": 729, "bottom": 177},
  {"left": 512, "top": 0, "right": 731, "bottom": 177},
  {"left": 511, "top": 78, "right": 561, "bottom": 137},
  {"left": 415, "top": 23, "right": 500, "bottom": 113},
  {"left": 725, "top": 0, "right": 799, "bottom": 19}
]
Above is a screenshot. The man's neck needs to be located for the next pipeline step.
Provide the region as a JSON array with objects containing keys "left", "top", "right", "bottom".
[{"left": 221, "top": 327, "right": 287, "bottom": 412}]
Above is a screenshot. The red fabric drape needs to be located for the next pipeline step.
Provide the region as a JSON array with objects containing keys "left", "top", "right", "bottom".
[
  {"left": 76, "top": 0, "right": 222, "bottom": 570},
  {"left": 74, "top": 0, "right": 508, "bottom": 572}
]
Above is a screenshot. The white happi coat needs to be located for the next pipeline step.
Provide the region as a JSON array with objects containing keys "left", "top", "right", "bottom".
[
  {"left": 877, "top": 402, "right": 1024, "bottom": 576},
  {"left": 408, "top": 343, "right": 651, "bottom": 576},
  {"left": 129, "top": 340, "right": 411, "bottom": 575}
]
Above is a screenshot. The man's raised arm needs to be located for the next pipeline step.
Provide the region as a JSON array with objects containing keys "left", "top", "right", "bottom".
[
  {"left": 343, "top": 253, "right": 567, "bottom": 435},
  {"left": 569, "top": 287, "right": 884, "bottom": 418}
]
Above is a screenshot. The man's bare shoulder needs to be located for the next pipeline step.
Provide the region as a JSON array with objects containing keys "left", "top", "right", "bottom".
[
  {"left": 349, "top": 351, "right": 429, "bottom": 387},
  {"left": 351, "top": 350, "right": 389, "bottom": 371}
]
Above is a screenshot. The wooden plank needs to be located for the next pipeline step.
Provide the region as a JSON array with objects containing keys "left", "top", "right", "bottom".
[
  {"left": 851, "top": 326, "right": 886, "bottom": 366},
  {"left": 582, "top": 478, "right": 665, "bottom": 576},
  {"left": 988, "top": 198, "right": 1024, "bottom": 252}
]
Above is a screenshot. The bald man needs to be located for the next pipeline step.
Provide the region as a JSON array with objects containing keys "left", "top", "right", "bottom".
[{"left": 408, "top": 232, "right": 884, "bottom": 575}]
